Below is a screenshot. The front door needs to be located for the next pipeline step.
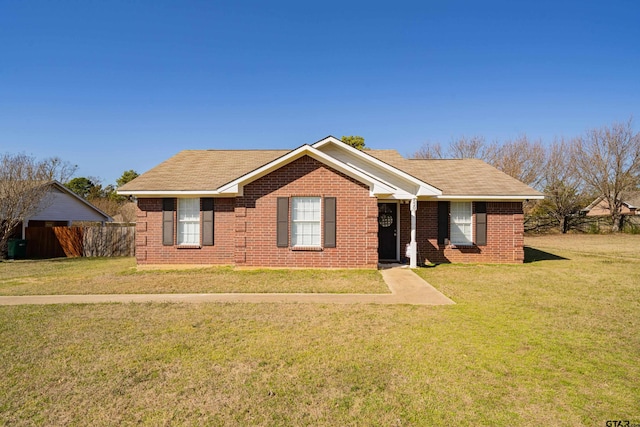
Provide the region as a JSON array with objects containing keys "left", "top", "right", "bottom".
[{"left": 377, "top": 202, "right": 398, "bottom": 260}]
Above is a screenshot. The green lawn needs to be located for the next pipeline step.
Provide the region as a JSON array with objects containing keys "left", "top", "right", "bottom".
[
  {"left": 0, "top": 258, "right": 389, "bottom": 295},
  {"left": 1, "top": 234, "right": 639, "bottom": 426}
]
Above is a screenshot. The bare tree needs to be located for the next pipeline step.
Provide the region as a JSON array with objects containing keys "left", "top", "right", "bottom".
[
  {"left": 486, "top": 135, "right": 546, "bottom": 189},
  {"left": 0, "top": 154, "right": 76, "bottom": 258},
  {"left": 448, "top": 135, "right": 490, "bottom": 160},
  {"left": 535, "top": 139, "right": 588, "bottom": 233},
  {"left": 414, "top": 136, "right": 490, "bottom": 160},
  {"left": 414, "top": 134, "right": 545, "bottom": 188},
  {"left": 413, "top": 141, "right": 444, "bottom": 159},
  {"left": 571, "top": 119, "right": 640, "bottom": 232},
  {"left": 118, "top": 202, "right": 138, "bottom": 223},
  {"left": 89, "top": 196, "right": 122, "bottom": 218},
  {"left": 39, "top": 157, "right": 77, "bottom": 183}
]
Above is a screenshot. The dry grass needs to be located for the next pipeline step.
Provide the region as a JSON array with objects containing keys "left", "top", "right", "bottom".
[
  {"left": 526, "top": 233, "right": 639, "bottom": 260},
  {"left": 1, "top": 234, "right": 639, "bottom": 426},
  {"left": 0, "top": 258, "right": 389, "bottom": 295}
]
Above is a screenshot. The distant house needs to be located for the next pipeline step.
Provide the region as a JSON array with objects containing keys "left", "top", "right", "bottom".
[
  {"left": 13, "top": 181, "right": 113, "bottom": 258},
  {"left": 15, "top": 181, "right": 112, "bottom": 237},
  {"left": 118, "top": 136, "right": 543, "bottom": 268},
  {"left": 582, "top": 192, "right": 640, "bottom": 217}
]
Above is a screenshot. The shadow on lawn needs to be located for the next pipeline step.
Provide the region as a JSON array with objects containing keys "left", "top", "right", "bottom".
[{"left": 524, "top": 246, "right": 569, "bottom": 263}]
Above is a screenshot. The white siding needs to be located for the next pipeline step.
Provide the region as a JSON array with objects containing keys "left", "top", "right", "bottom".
[
  {"left": 29, "top": 188, "right": 110, "bottom": 222},
  {"left": 319, "top": 145, "right": 420, "bottom": 196}
]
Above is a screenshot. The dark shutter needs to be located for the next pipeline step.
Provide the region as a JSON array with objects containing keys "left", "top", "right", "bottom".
[
  {"left": 475, "top": 202, "right": 487, "bottom": 246},
  {"left": 324, "top": 197, "right": 336, "bottom": 248},
  {"left": 162, "top": 198, "right": 175, "bottom": 246},
  {"left": 437, "top": 201, "right": 449, "bottom": 245},
  {"left": 276, "top": 197, "right": 289, "bottom": 247},
  {"left": 202, "top": 198, "right": 214, "bottom": 246}
]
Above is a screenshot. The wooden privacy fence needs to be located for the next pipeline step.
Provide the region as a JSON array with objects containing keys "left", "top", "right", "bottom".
[{"left": 25, "top": 225, "right": 135, "bottom": 258}]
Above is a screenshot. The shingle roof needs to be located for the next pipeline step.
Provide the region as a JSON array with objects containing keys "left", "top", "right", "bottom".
[
  {"left": 623, "top": 192, "right": 640, "bottom": 208},
  {"left": 120, "top": 148, "right": 542, "bottom": 198},
  {"left": 366, "top": 151, "right": 540, "bottom": 197},
  {"left": 119, "top": 150, "right": 289, "bottom": 192}
]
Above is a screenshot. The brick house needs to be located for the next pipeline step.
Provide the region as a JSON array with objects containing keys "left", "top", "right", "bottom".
[
  {"left": 118, "top": 136, "right": 543, "bottom": 268},
  {"left": 582, "top": 192, "right": 640, "bottom": 217}
]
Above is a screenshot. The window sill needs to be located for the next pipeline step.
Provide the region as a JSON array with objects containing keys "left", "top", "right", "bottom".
[
  {"left": 177, "top": 245, "right": 201, "bottom": 249},
  {"left": 291, "top": 246, "right": 323, "bottom": 252},
  {"left": 449, "top": 243, "right": 474, "bottom": 249}
]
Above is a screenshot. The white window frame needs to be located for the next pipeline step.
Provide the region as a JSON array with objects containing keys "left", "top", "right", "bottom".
[
  {"left": 291, "top": 196, "right": 321, "bottom": 248},
  {"left": 450, "top": 201, "right": 473, "bottom": 246},
  {"left": 177, "top": 198, "right": 200, "bottom": 245}
]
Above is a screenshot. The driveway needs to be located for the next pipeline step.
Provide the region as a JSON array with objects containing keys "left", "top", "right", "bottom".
[{"left": 0, "top": 267, "right": 454, "bottom": 306}]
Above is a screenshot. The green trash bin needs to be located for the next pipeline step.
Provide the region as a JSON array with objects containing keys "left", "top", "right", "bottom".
[{"left": 7, "top": 239, "right": 27, "bottom": 259}]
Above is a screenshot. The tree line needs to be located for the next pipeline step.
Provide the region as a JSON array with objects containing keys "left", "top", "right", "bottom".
[
  {"left": 64, "top": 170, "right": 139, "bottom": 221},
  {"left": 412, "top": 119, "right": 640, "bottom": 233}
]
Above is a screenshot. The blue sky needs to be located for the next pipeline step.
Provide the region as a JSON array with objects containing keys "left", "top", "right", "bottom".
[{"left": 1, "top": 0, "right": 639, "bottom": 185}]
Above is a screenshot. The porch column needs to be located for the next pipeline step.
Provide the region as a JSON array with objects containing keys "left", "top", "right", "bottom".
[{"left": 410, "top": 198, "right": 417, "bottom": 268}]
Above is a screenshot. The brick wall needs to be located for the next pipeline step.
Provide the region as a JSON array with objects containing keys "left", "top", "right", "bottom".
[
  {"left": 135, "top": 198, "right": 235, "bottom": 264},
  {"left": 237, "top": 156, "right": 379, "bottom": 268},
  {"left": 135, "top": 155, "right": 379, "bottom": 268},
  {"left": 399, "top": 201, "right": 525, "bottom": 264}
]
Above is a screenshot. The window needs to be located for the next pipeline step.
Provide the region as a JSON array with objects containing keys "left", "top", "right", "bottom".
[
  {"left": 291, "top": 197, "right": 321, "bottom": 247},
  {"left": 450, "top": 201, "right": 473, "bottom": 245},
  {"left": 177, "top": 198, "right": 200, "bottom": 245},
  {"left": 277, "top": 197, "right": 335, "bottom": 249}
]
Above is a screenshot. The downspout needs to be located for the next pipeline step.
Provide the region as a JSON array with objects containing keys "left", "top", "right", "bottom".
[{"left": 410, "top": 198, "right": 417, "bottom": 268}]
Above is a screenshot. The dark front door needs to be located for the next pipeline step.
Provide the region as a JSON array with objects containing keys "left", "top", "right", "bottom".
[{"left": 377, "top": 203, "right": 398, "bottom": 260}]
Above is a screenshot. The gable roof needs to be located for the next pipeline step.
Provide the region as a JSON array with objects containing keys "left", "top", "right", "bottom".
[
  {"left": 23, "top": 181, "right": 112, "bottom": 222},
  {"left": 311, "top": 137, "right": 441, "bottom": 197},
  {"left": 583, "top": 191, "right": 640, "bottom": 212},
  {"left": 118, "top": 137, "right": 442, "bottom": 198},
  {"left": 216, "top": 144, "right": 401, "bottom": 196},
  {"left": 118, "top": 137, "right": 543, "bottom": 200},
  {"left": 625, "top": 192, "right": 640, "bottom": 208},
  {"left": 1, "top": 180, "right": 112, "bottom": 222}
]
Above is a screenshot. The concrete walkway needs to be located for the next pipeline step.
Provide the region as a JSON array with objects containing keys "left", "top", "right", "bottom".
[{"left": 0, "top": 267, "right": 455, "bottom": 306}]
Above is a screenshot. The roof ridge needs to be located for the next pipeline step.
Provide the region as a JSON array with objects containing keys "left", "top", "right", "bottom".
[
  {"left": 180, "top": 149, "right": 291, "bottom": 152},
  {"left": 407, "top": 157, "right": 485, "bottom": 161}
]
